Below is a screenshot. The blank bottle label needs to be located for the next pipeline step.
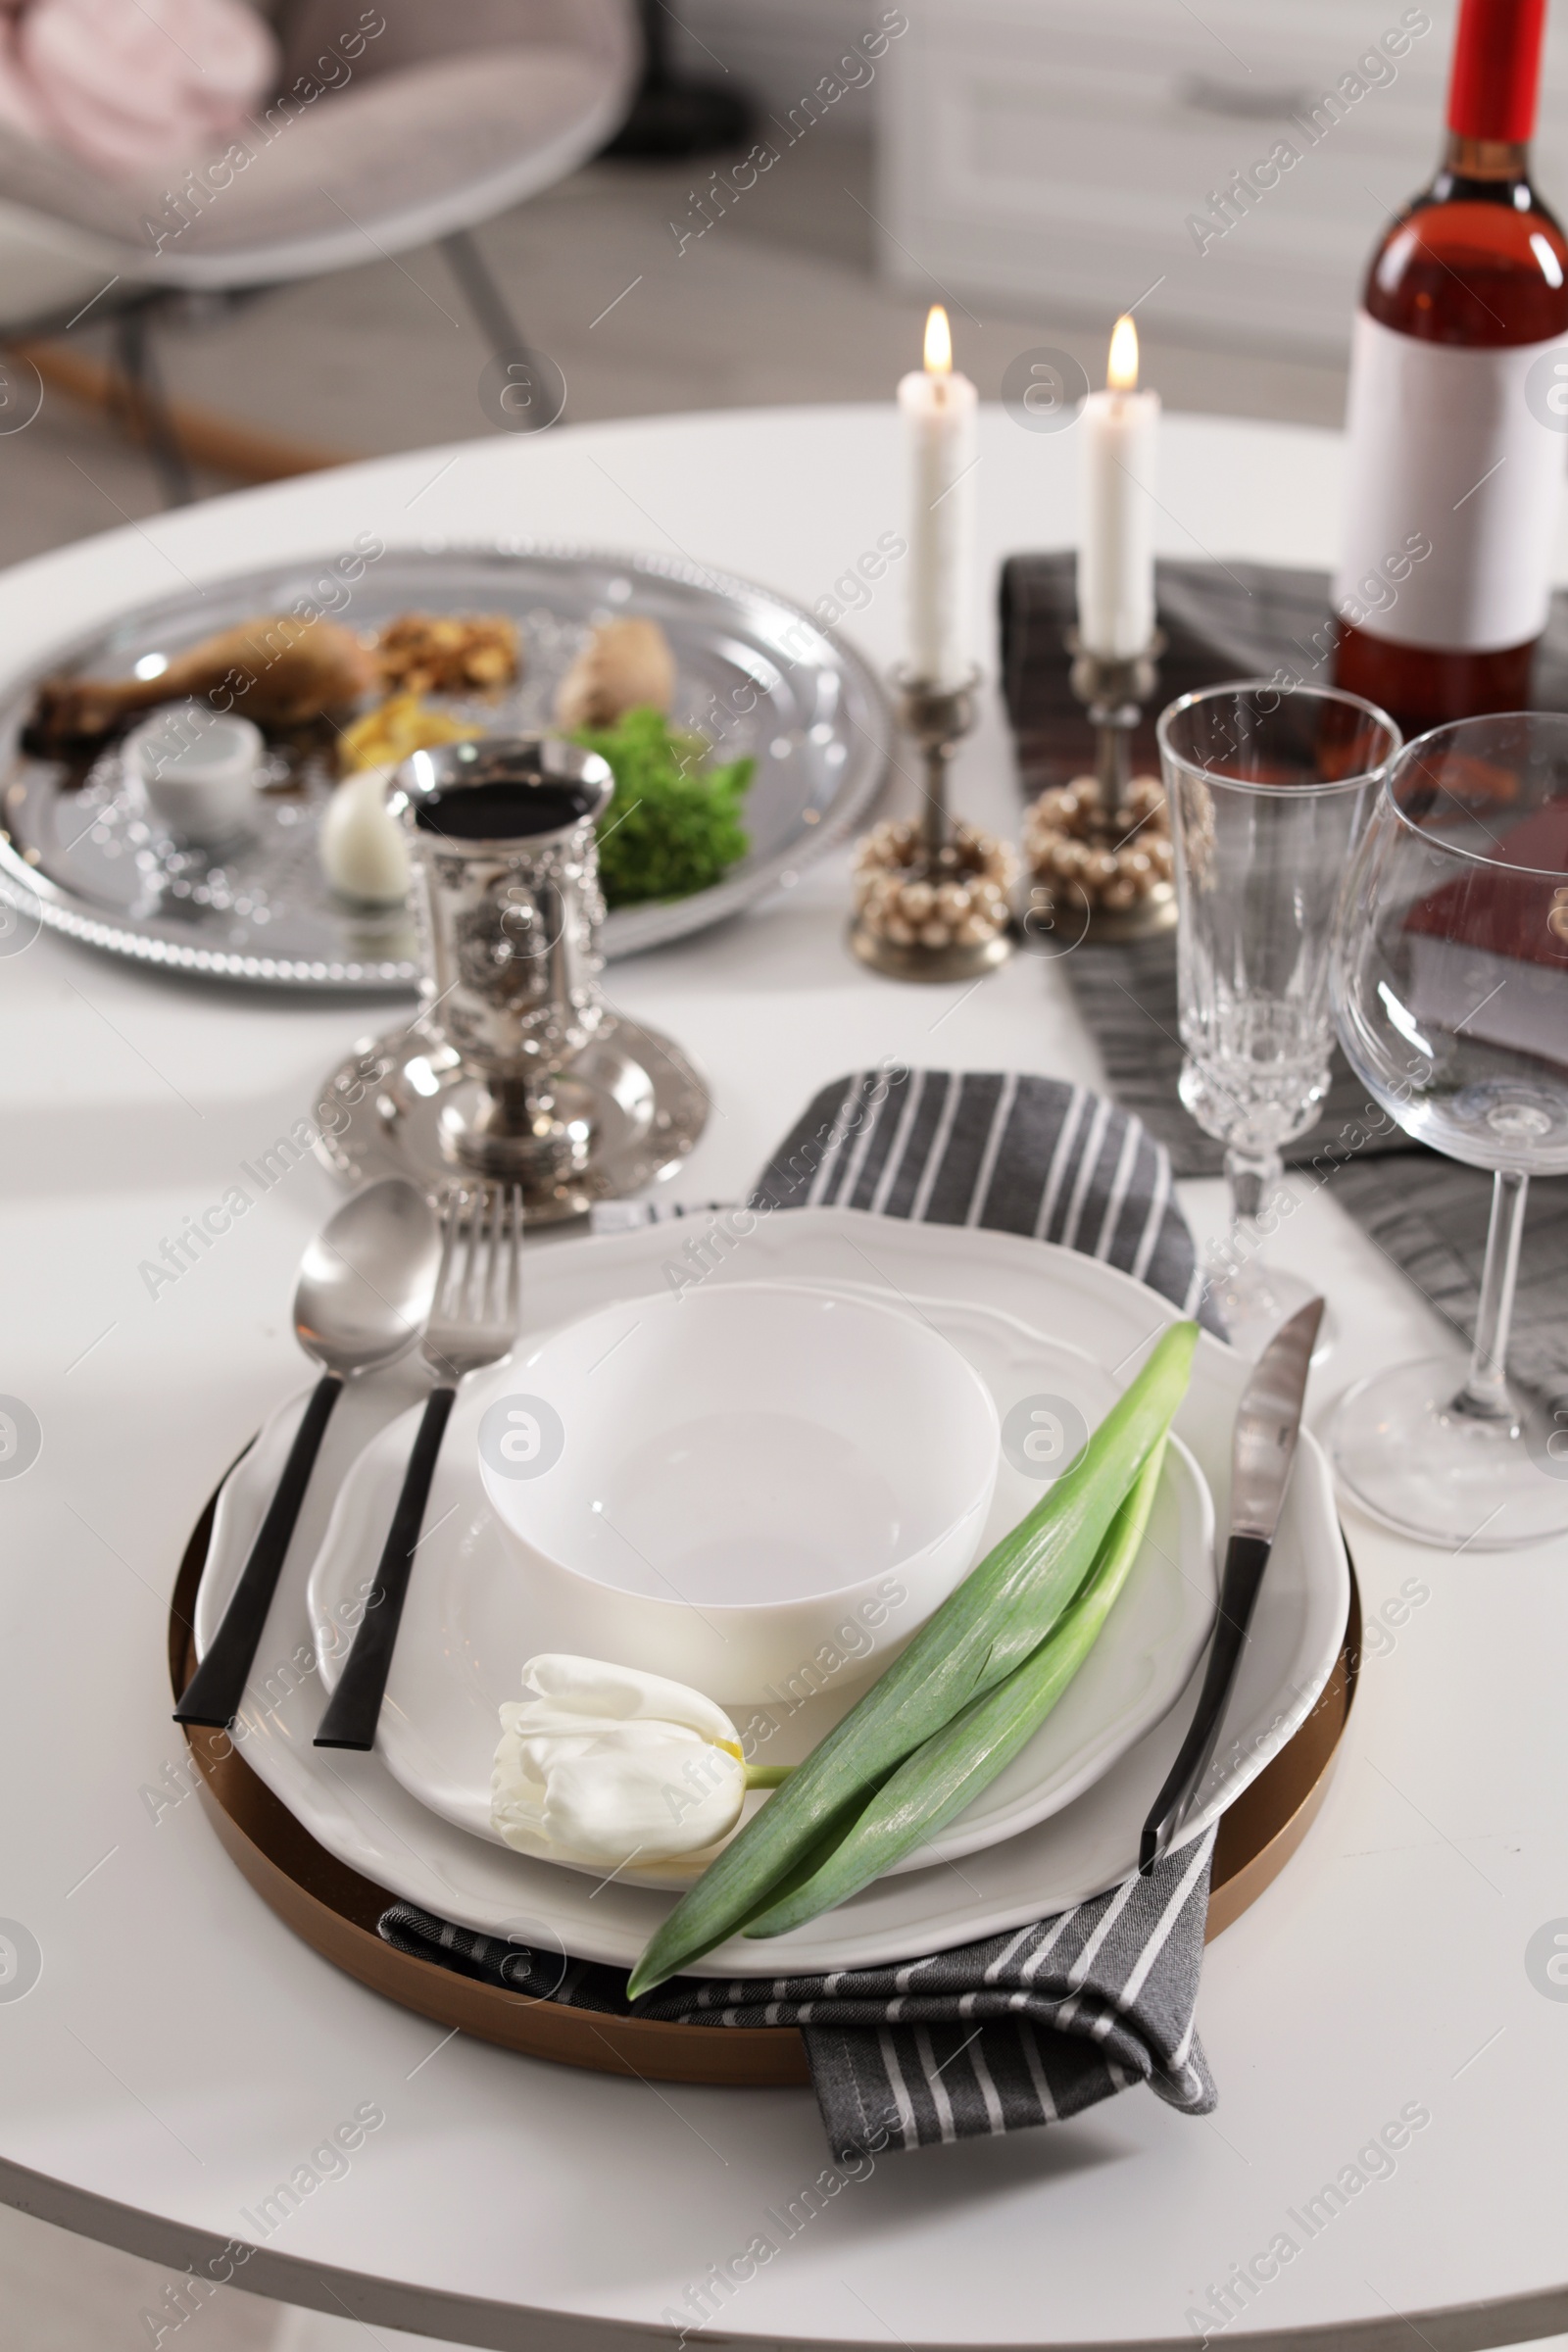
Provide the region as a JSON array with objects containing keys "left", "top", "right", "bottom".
[{"left": 1334, "top": 311, "right": 1568, "bottom": 652}]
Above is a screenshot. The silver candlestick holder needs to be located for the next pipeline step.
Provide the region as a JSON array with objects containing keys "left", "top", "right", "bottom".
[
  {"left": 1021, "top": 630, "right": 1176, "bottom": 946},
  {"left": 1068, "top": 630, "right": 1164, "bottom": 801},
  {"left": 850, "top": 667, "right": 1017, "bottom": 983}
]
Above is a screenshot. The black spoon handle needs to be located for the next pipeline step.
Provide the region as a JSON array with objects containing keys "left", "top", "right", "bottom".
[
  {"left": 174, "top": 1374, "right": 344, "bottom": 1729},
  {"left": 1138, "top": 1532, "right": 1273, "bottom": 1877},
  {"left": 314, "top": 1386, "right": 456, "bottom": 1751}
]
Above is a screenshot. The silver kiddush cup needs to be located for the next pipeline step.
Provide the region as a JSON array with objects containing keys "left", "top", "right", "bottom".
[
  {"left": 399, "top": 737, "right": 612, "bottom": 1102},
  {"left": 312, "top": 738, "right": 709, "bottom": 1223}
]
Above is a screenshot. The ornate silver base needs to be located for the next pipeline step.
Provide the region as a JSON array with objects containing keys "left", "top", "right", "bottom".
[
  {"left": 848, "top": 917, "right": 1013, "bottom": 983},
  {"left": 1064, "top": 627, "right": 1166, "bottom": 806},
  {"left": 849, "top": 668, "right": 1015, "bottom": 983},
  {"left": 315, "top": 1014, "right": 710, "bottom": 1224},
  {"left": 1018, "top": 630, "right": 1172, "bottom": 951},
  {"left": 1021, "top": 878, "right": 1177, "bottom": 948}
]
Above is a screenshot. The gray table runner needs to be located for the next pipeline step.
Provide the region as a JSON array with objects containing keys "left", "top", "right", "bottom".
[
  {"left": 999, "top": 552, "right": 1568, "bottom": 1409},
  {"left": 381, "top": 1068, "right": 1221, "bottom": 2158}
]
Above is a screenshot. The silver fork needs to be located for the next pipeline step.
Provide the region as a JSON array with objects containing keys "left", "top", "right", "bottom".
[{"left": 316, "top": 1183, "right": 522, "bottom": 1751}]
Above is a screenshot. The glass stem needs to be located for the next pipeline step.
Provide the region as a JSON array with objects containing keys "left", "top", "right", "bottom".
[
  {"left": 1451, "top": 1169, "right": 1529, "bottom": 1425},
  {"left": 1223, "top": 1145, "right": 1284, "bottom": 1274}
]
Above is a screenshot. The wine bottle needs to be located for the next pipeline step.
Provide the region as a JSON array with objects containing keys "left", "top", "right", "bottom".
[{"left": 1333, "top": 0, "right": 1568, "bottom": 732}]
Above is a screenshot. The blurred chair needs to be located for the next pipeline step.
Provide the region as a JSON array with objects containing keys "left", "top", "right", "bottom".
[
  {"left": 0, "top": 0, "right": 638, "bottom": 496},
  {"left": 602, "top": 0, "right": 753, "bottom": 159}
]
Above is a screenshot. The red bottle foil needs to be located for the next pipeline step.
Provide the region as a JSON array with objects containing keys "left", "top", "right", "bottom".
[{"left": 1446, "top": 0, "right": 1548, "bottom": 141}]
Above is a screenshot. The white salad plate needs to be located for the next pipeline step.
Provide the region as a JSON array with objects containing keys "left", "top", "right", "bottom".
[
  {"left": 299, "top": 1290, "right": 1216, "bottom": 1886},
  {"left": 189, "top": 1207, "right": 1349, "bottom": 1977}
]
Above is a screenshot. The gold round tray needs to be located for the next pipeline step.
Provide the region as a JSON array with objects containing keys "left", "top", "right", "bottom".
[{"left": 170, "top": 1481, "right": 1360, "bottom": 2089}]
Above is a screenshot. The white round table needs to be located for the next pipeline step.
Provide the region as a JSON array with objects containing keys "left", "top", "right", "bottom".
[{"left": 2, "top": 406, "right": 1564, "bottom": 2352}]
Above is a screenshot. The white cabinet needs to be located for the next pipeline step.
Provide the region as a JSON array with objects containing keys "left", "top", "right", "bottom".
[{"left": 876, "top": 0, "right": 1568, "bottom": 353}]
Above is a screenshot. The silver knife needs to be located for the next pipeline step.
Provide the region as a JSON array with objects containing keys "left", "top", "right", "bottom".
[{"left": 1138, "top": 1295, "right": 1323, "bottom": 1876}]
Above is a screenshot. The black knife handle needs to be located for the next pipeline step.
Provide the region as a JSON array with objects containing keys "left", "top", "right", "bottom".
[
  {"left": 314, "top": 1386, "right": 456, "bottom": 1751},
  {"left": 174, "top": 1374, "right": 344, "bottom": 1729},
  {"left": 1139, "top": 1532, "right": 1274, "bottom": 1877}
]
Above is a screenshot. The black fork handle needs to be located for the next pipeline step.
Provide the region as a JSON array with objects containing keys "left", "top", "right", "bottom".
[
  {"left": 314, "top": 1386, "right": 457, "bottom": 1751},
  {"left": 174, "top": 1374, "right": 344, "bottom": 1729},
  {"left": 1138, "top": 1532, "right": 1274, "bottom": 1876}
]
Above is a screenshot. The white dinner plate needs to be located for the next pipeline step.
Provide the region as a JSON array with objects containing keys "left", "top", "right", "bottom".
[
  {"left": 302, "top": 1293, "right": 1217, "bottom": 1886},
  {"left": 189, "top": 1207, "right": 1349, "bottom": 1976}
]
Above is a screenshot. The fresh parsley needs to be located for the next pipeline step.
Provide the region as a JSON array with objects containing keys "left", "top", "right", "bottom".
[{"left": 571, "top": 707, "right": 755, "bottom": 907}]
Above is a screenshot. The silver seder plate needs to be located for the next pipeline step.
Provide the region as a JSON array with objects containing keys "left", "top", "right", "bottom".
[{"left": 0, "top": 544, "right": 891, "bottom": 991}]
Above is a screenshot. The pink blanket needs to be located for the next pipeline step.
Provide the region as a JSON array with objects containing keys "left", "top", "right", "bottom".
[{"left": 0, "top": 0, "right": 278, "bottom": 176}]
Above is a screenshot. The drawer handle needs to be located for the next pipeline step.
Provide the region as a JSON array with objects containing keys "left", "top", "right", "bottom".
[{"left": 1178, "top": 74, "right": 1313, "bottom": 121}]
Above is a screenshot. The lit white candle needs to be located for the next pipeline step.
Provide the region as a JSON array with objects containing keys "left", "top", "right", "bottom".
[
  {"left": 899, "top": 305, "right": 979, "bottom": 690},
  {"left": 1077, "top": 315, "right": 1159, "bottom": 660}
]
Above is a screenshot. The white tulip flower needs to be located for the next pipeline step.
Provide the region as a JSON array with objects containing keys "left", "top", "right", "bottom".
[{"left": 492, "top": 1654, "right": 772, "bottom": 1870}]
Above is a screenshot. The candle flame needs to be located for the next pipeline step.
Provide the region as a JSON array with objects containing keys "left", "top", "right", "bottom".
[
  {"left": 1106, "top": 314, "right": 1139, "bottom": 392},
  {"left": 923, "top": 304, "right": 953, "bottom": 375}
]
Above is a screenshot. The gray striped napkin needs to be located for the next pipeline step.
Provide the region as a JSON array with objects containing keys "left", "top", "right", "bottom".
[
  {"left": 381, "top": 1835, "right": 1216, "bottom": 2162},
  {"left": 380, "top": 1067, "right": 1222, "bottom": 2156},
  {"left": 751, "top": 1066, "right": 1219, "bottom": 1338}
]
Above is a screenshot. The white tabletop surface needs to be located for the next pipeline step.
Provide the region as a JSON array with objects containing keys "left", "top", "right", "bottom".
[{"left": 2, "top": 405, "right": 1565, "bottom": 2352}]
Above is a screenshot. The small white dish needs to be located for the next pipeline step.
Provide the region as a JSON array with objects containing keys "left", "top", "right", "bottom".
[
  {"left": 304, "top": 1291, "right": 1216, "bottom": 1887},
  {"left": 476, "top": 1281, "right": 1001, "bottom": 1702},
  {"left": 124, "top": 701, "right": 264, "bottom": 847}
]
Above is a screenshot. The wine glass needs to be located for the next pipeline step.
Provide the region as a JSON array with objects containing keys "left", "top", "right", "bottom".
[
  {"left": 1156, "top": 680, "right": 1401, "bottom": 1356},
  {"left": 1329, "top": 711, "right": 1568, "bottom": 1549}
]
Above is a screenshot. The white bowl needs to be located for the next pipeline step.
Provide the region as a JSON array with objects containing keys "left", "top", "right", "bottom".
[
  {"left": 477, "top": 1280, "right": 1001, "bottom": 1702},
  {"left": 125, "top": 702, "right": 264, "bottom": 847}
]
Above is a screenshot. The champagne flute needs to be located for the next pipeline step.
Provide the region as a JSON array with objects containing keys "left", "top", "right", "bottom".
[
  {"left": 1156, "top": 680, "right": 1400, "bottom": 1356},
  {"left": 1329, "top": 710, "right": 1568, "bottom": 1548}
]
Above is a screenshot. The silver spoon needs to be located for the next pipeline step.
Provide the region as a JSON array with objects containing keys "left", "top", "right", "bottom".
[{"left": 174, "top": 1177, "right": 441, "bottom": 1729}]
